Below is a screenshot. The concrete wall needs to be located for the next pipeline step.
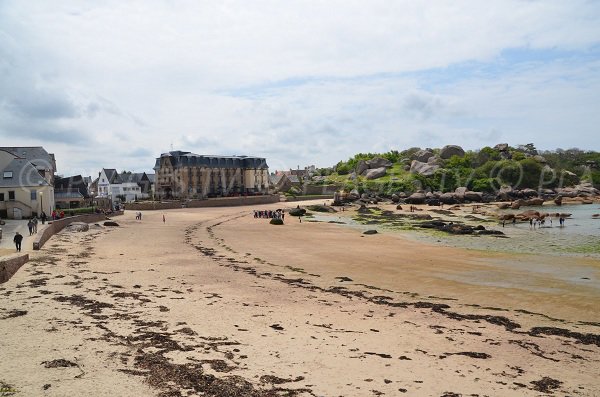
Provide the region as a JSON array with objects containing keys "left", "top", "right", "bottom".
[
  {"left": 0, "top": 253, "right": 29, "bottom": 284},
  {"left": 124, "top": 195, "right": 280, "bottom": 211},
  {"left": 32, "top": 211, "right": 124, "bottom": 250}
]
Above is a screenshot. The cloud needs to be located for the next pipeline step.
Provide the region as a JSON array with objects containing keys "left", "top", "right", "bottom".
[{"left": 0, "top": 1, "right": 599, "bottom": 175}]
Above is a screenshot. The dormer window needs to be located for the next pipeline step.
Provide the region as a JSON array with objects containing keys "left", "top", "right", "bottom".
[{"left": 3, "top": 171, "right": 13, "bottom": 178}]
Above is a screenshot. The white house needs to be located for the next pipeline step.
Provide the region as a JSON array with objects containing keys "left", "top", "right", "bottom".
[{"left": 95, "top": 169, "right": 154, "bottom": 204}]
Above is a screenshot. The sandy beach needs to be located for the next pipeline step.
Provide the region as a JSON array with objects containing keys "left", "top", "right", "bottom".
[{"left": 1, "top": 201, "right": 599, "bottom": 396}]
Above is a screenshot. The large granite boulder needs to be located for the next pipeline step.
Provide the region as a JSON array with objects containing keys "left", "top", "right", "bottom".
[
  {"left": 510, "top": 200, "right": 525, "bottom": 209},
  {"left": 497, "top": 185, "right": 513, "bottom": 201},
  {"left": 348, "top": 189, "right": 360, "bottom": 200},
  {"left": 574, "top": 182, "right": 600, "bottom": 196},
  {"left": 366, "top": 157, "right": 393, "bottom": 169},
  {"left": 413, "top": 149, "right": 434, "bottom": 163},
  {"left": 427, "top": 156, "right": 441, "bottom": 165},
  {"left": 365, "top": 167, "right": 387, "bottom": 180},
  {"left": 518, "top": 210, "right": 541, "bottom": 219},
  {"left": 440, "top": 145, "right": 465, "bottom": 159},
  {"left": 410, "top": 160, "right": 439, "bottom": 176},
  {"left": 526, "top": 198, "right": 545, "bottom": 206},
  {"left": 555, "top": 187, "right": 578, "bottom": 198},
  {"left": 406, "top": 192, "right": 427, "bottom": 204},
  {"left": 464, "top": 191, "right": 483, "bottom": 202},
  {"left": 356, "top": 160, "right": 368, "bottom": 175},
  {"left": 454, "top": 187, "right": 468, "bottom": 201},
  {"left": 521, "top": 188, "right": 538, "bottom": 197},
  {"left": 494, "top": 143, "right": 509, "bottom": 151},
  {"left": 533, "top": 155, "right": 547, "bottom": 163},
  {"left": 289, "top": 208, "right": 306, "bottom": 217},
  {"left": 439, "top": 192, "right": 458, "bottom": 204}
]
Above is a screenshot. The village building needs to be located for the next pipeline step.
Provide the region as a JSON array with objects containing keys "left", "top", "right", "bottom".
[
  {"left": 54, "top": 175, "right": 92, "bottom": 209},
  {"left": 154, "top": 151, "right": 269, "bottom": 199},
  {"left": 94, "top": 169, "right": 153, "bottom": 204},
  {"left": 0, "top": 146, "right": 56, "bottom": 219}
]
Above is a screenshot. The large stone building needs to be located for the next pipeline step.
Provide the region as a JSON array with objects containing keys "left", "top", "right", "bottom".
[
  {"left": 0, "top": 146, "right": 56, "bottom": 219},
  {"left": 154, "top": 151, "right": 269, "bottom": 199}
]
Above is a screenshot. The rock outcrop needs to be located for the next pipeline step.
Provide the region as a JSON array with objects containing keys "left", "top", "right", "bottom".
[
  {"left": 406, "top": 192, "right": 427, "bottom": 204},
  {"left": 365, "top": 167, "right": 387, "bottom": 180},
  {"left": 410, "top": 160, "right": 439, "bottom": 176},
  {"left": 366, "top": 157, "right": 393, "bottom": 169},
  {"left": 413, "top": 149, "right": 435, "bottom": 163},
  {"left": 440, "top": 145, "right": 465, "bottom": 159}
]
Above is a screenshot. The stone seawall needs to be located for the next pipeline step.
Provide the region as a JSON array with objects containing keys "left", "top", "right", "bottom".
[
  {"left": 284, "top": 194, "right": 334, "bottom": 202},
  {"left": 124, "top": 195, "right": 281, "bottom": 211},
  {"left": 0, "top": 253, "right": 29, "bottom": 284},
  {"left": 33, "top": 211, "right": 124, "bottom": 250}
]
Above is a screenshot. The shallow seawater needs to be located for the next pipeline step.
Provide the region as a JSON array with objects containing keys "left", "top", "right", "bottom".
[{"left": 313, "top": 204, "right": 600, "bottom": 257}]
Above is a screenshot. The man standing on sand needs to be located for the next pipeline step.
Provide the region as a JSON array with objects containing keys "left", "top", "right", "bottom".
[
  {"left": 13, "top": 232, "right": 23, "bottom": 252},
  {"left": 163, "top": 214, "right": 166, "bottom": 223}
]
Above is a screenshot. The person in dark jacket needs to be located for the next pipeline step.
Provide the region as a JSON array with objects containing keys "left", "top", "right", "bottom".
[{"left": 13, "top": 232, "right": 23, "bottom": 252}]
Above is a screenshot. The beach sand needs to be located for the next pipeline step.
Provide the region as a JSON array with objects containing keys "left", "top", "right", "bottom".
[{"left": 1, "top": 202, "right": 599, "bottom": 396}]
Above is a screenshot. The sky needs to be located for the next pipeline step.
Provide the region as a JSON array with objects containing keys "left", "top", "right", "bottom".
[{"left": 1, "top": 1, "right": 599, "bottom": 176}]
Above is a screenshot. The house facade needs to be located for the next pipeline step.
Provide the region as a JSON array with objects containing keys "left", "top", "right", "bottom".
[
  {"left": 95, "top": 169, "right": 153, "bottom": 204},
  {"left": 154, "top": 151, "right": 269, "bottom": 199},
  {"left": 0, "top": 147, "right": 56, "bottom": 219},
  {"left": 54, "top": 175, "right": 92, "bottom": 209}
]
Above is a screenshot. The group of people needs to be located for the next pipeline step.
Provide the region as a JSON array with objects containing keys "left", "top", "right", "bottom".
[
  {"left": 50, "top": 210, "right": 65, "bottom": 220},
  {"left": 253, "top": 209, "right": 285, "bottom": 220},
  {"left": 27, "top": 217, "right": 39, "bottom": 235},
  {"left": 528, "top": 216, "right": 566, "bottom": 229}
]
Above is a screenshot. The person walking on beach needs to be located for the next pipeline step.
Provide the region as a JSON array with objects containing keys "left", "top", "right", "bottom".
[
  {"left": 27, "top": 219, "right": 34, "bottom": 236},
  {"left": 32, "top": 217, "right": 38, "bottom": 233},
  {"left": 41, "top": 211, "right": 47, "bottom": 224},
  {"left": 163, "top": 214, "right": 166, "bottom": 223},
  {"left": 13, "top": 232, "right": 23, "bottom": 252}
]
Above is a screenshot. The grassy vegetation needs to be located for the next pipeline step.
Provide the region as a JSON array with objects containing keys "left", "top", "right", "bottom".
[{"left": 310, "top": 144, "right": 600, "bottom": 196}]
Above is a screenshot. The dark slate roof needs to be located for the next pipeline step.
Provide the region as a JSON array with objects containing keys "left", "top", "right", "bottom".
[
  {"left": 120, "top": 172, "right": 150, "bottom": 184},
  {"left": 54, "top": 175, "right": 90, "bottom": 198},
  {"left": 269, "top": 174, "right": 284, "bottom": 185},
  {"left": 1, "top": 158, "right": 51, "bottom": 187},
  {"left": 147, "top": 174, "right": 155, "bottom": 183},
  {"left": 103, "top": 168, "right": 121, "bottom": 184},
  {"left": 287, "top": 175, "right": 301, "bottom": 184},
  {"left": 0, "top": 146, "right": 56, "bottom": 171},
  {"left": 154, "top": 151, "right": 269, "bottom": 170},
  {"left": 55, "top": 190, "right": 84, "bottom": 199}
]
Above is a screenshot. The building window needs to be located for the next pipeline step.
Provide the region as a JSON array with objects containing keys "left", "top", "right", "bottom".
[
  {"left": 0, "top": 193, "right": 4, "bottom": 201},
  {"left": 8, "top": 191, "right": 15, "bottom": 200},
  {"left": 3, "top": 171, "right": 13, "bottom": 178},
  {"left": 31, "top": 190, "right": 37, "bottom": 200}
]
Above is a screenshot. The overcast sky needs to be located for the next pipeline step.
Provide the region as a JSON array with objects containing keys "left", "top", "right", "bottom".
[{"left": 1, "top": 1, "right": 599, "bottom": 176}]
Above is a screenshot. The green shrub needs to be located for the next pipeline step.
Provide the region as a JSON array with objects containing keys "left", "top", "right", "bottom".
[
  {"left": 471, "top": 178, "right": 498, "bottom": 193},
  {"left": 67, "top": 207, "right": 96, "bottom": 215}
]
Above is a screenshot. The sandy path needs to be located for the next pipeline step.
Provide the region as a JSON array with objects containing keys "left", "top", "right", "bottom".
[{"left": 0, "top": 205, "right": 599, "bottom": 396}]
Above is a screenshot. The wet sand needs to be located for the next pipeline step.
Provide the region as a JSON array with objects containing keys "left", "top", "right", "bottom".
[{"left": 1, "top": 203, "right": 599, "bottom": 396}]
